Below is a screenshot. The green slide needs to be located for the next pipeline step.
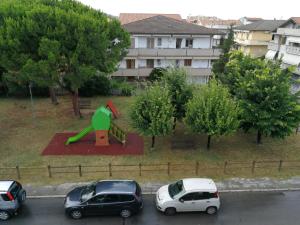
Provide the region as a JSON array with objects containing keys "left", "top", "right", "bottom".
[{"left": 65, "top": 125, "right": 94, "bottom": 145}]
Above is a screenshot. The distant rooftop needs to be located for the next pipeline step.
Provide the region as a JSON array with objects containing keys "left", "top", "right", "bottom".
[
  {"left": 244, "top": 17, "right": 263, "bottom": 21},
  {"left": 119, "top": 13, "right": 182, "bottom": 25},
  {"left": 187, "top": 16, "right": 241, "bottom": 27},
  {"left": 123, "top": 15, "right": 223, "bottom": 35},
  {"left": 235, "top": 20, "right": 286, "bottom": 32}
]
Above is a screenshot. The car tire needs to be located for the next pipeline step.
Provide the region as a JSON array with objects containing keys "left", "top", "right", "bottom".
[
  {"left": 164, "top": 207, "right": 176, "bottom": 216},
  {"left": 120, "top": 209, "right": 132, "bottom": 218},
  {"left": 206, "top": 206, "right": 217, "bottom": 215},
  {"left": 70, "top": 209, "right": 83, "bottom": 219},
  {"left": 0, "top": 210, "right": 10, "bottom": 221}
]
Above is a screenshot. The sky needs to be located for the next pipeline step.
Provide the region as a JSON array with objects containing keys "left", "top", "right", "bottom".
[{"left": 78, "top": 0, "right": 300, "bottom": 20}]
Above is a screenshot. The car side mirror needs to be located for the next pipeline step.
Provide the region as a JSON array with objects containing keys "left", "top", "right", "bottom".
[{"left": 179, "top": 198, "right": 184, "bottom": 203}]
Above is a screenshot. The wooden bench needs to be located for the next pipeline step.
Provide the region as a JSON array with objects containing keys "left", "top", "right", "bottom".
[{"left": 79, "top": 99, "right": 92, "bottom": 110}]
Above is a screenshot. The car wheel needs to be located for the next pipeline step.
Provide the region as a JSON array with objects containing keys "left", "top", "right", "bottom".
[
  {"left": 0, "top": 211, "right": 10, "bottom": 221},
  {"left": 70, "top": 209, "right": 83, "bottom": 219},
  {"left": 206, "top": 206, "right": 217, "bottom": 215},
  {"left": 120, "top": 209, "right": 131, "bottom": 218},
  {"left": 164, "top": 207, "right": 176, "bottom": 216}
]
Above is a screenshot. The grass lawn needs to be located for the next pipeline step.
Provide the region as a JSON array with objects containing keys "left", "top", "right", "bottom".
[{"left": 0, "top": 95, "right": 300, "bottom": 185}]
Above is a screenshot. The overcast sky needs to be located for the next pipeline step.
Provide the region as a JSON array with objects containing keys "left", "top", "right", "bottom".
[{"left": 78, "top": 0, "right": 299, "bottom": 20}]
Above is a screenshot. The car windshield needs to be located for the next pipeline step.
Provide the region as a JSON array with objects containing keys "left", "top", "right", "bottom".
[
  {"left": 80, "top": 183, "right": 96, "bottom": 202},
  {"left": 168, "top": 180, "right": 184, "bottom": 199}
]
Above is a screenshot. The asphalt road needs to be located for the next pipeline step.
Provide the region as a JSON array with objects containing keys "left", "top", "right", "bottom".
[{"left": 3, "top": 191, "right": 300, "bottom": 225}]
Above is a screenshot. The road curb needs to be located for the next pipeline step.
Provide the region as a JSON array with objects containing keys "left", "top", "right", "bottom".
[{"left": 27, "top": 188, "right": 300, "bottom": 199}]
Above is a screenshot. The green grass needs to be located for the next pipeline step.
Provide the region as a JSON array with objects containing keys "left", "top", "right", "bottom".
[{"left": 0, "top": 96, "right": 300, "bottom": 185}]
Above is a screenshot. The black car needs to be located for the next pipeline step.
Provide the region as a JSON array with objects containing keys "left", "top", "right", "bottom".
[{"left": 64, "top": 180, "right": 143, "bottom": 219}]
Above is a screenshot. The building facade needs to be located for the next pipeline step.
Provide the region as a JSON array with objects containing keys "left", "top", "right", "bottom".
[
  {"left": 266, "top": 17, "right": 300, "bottom": 93},
  {"left": 234, "top": 20, "right": 286, "bottom": 57},
  {"left": 112, "top": 15, "right": 223, "bottom": 84}
]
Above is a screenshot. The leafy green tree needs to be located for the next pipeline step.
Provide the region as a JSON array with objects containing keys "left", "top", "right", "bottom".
[
  {"left": 148, "top": 67, "right": 167, "bottom": 83},
  {"left": 221, "top": 51, "right": 265, "bottom": 95},
  {"left": 162, "top": 68, "right": 193, "bottom": 131},
  {"left": 0, "top": 0, "right": 130, "bottom": 116},
  {"left": 185, "top": 80, "right": 240, "bottom": 150},
  {"left": 237, "top": 61, "right": 300, "bottom": 144},
  {"left": 130, "top": 84, "right": 174, "bottom": 148},
  {"left": 212, "top": 25, "right": 235, "bottom": 79}
]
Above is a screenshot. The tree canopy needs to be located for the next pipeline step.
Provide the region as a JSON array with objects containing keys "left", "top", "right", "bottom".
[
  {"left": 130, "top": 84, "right": 174, "bottom": 148},
  {"left": 161, "top": 68, "right": 193, "bottom": 130},
  {"left": 0, "top": 0, "right": 130, "bottom": 114},
  {"left": 185, "top": 80, "right": 240, "bottom": 149}
]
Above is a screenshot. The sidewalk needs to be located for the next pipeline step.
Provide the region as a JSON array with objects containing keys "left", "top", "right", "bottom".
[{"left": 24, "top": 177, "right": 300, "bottom": 197}]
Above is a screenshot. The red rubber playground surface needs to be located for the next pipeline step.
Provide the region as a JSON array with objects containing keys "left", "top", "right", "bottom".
[{"left": 42, "top": 133, "right": 144, "bottom": 156}]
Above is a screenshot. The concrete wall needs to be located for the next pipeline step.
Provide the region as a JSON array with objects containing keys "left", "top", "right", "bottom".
[{"left": 192, "top": 59, "right": 209, "bottom": 68}]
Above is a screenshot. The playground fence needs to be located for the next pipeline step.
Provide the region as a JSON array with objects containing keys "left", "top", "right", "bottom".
[{"left": 1, "top": 159, "right": 300, "bottom": 180}]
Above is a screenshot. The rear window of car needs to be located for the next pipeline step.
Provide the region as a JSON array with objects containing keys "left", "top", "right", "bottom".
[
  {"left": 119, "top": 194, "right": 134, "bottom": 202},
  {"left": 1, "top": 194, "right": 10, "bottom": 201},
  {"left": 9, "top": 182, "right": 21, "bottom": 199},
  {"left": 135, "top": 182, "right": 141, "bottom": 197}
]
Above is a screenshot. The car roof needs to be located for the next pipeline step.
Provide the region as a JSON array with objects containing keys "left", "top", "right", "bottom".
[
  {"left": 182, "top": 178, "right": 217, "bottom": 192},
  {"left": 95, "top": 180, "right": 137, "bottom": 195},
  {"left": 0, "top": 180, "right": 14, "bottom": 193}
]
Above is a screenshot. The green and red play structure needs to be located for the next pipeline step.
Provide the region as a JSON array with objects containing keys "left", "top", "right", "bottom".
[{"left": 65, "top": 101, "right": 126, "bottom": 146}]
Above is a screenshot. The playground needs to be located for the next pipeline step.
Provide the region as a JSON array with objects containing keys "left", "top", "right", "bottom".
[{"left": 42, "top": 100, "right": 144, "bottom": 156}]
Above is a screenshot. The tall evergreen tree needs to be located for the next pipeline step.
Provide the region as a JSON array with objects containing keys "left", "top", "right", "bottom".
[
  {"left": 212, "top": 25, "right": 235, "bottom": 79},
  {"left": 0, "top": 0, "right": 130, "bottom": 115}
]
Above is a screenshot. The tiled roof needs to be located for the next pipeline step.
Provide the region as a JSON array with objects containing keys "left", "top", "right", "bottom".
[
  {"left": 235, "top": 20, "right": 286, "bottom": 32},
  {"left": 290, "top": 17, "right": 300, "bottom": 25},
  {"left": 123, "top": 15, "right": 223, "bottom": 35},
  {"left": 244, "top": 17, "right": 263, "bottom": 21},
  {"left": 119, "top": 13, "right": 182, "bottom": 25}
]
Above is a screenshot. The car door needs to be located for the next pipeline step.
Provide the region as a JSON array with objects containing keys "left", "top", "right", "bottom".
[
  {"left": 84, "top": 194, "right": 106, "bottom": 216},
  {"left": 191, "top": 192, "right": 212, "bottom": 211},
  {"left": 101, "top": 194, "right": 122, "bottom": 215},
  {"left": 176, "top": 192, "right": 197, "bottom": 212}
]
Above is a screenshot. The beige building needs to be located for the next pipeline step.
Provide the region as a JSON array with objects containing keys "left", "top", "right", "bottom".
[{"left": 234, "top": 20, "right": 286, "bottom": 57}]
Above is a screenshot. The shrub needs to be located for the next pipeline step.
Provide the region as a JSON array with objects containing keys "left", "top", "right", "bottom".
[{"left": 79, "top": 74, "right": 111, "bottom": 97}]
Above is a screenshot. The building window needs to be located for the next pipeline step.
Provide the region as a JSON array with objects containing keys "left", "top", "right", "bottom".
[
  {"left": 175, "top": 60, "right": 180, "bottom": 68},
  {"left": 126, "top": 59, "right": 135, "bottom": 69},
  {"left": 185, "top": 39, "right": 193, "bottom": 48},
  {"left": 147, "top": 38, "right": 155, "bottom": 48},
  {"left": 130, "top": 38, "right": 135, "bottom": 48},
  {"left": 146, "top": 59, "right": 154, "bottom": 68},
  {"left": 281, "top": 37, "right": 287, "bottom": 45},
  {"left": 176, "top": 38, "right": 182, "bottom": 49},
  {"left": 157, "top": 38, "right": 162, "bottom": 47},
  {"left": 184, "top": 59, "right": 192, "bottom": 66},
  {"left": 157, "top": 59, "right": 162, "bottom": 67}
]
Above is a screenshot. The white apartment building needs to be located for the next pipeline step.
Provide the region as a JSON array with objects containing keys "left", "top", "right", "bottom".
[
  {"left": 266, "top": 17, "right": 300, "bottom": 92},
  {"left": 112, "top": 15, "right": 223, "bottom": 84}
]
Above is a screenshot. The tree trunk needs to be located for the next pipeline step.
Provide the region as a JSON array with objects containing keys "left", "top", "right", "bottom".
[
  {"left": 256, "top": 130, "right": 262, "bottom": 144},
  {"left": 49, "top": 87, "right": 58, "bottom": 105},
  {"left": 207, "top": 135, "right": 211, "bottom": 150},
  {"left": 71, "top": 88, "right": 81, "bottom": 117},
  {"left": 151, "top": 136, "right": 155, "bottom": 148},
  {"left": 172, "top": 117, "right": 177, "bottom": 132}
]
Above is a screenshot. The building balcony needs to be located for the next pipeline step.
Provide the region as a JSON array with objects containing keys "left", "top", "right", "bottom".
[
  {"left": 111, "top": 68, "right": 212, "bottom": 77},
  {"left": 126, "top": 48, "right": 221, "bottom": 59},
  {"left": 277, "top": 28, "right": 300, "bottom": 37},
  {"left": 286, "top": 46, "right": 300, "bottom": 56},
  {"left": 267, "top": 41, "right": 280, "bottom": 51},
  {"left": 235, "top": 39, "right": 268, "bottom": 46}
]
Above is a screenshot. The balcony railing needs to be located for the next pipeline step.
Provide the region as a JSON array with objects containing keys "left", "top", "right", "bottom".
[
  {"left": 126, "top": 48, "right": 221, "bottom": 58},
  {"left": 286, "top": 46, "right": 300, "bottom": 56},
  {"left": 267, "top": 42, "right": 280, "bottom": 51},
  {"left": 111, "top": 68, "right": 212, "bottom": 77}
]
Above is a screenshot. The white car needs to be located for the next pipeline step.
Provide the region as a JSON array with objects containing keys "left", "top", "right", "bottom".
[{"left": 155, "top": 178, "right": 220, "bottom": 215}]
